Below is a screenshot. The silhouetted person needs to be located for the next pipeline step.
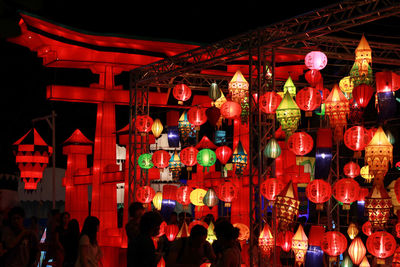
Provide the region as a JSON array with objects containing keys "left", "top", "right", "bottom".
[
  {"left": 211, "top": 221, "right": 241, "bottom": 267},
  {"left": 63, "top": 219, "right": 80, "bottom": 267},
  {"left": 75, "top": 216, "right": 102, "bottom": 267},
  {"left": 44, "top": 208, "right": 60, "bottom": 265},
  {"left": 128, "top": 211, "right": 163, "bottom": 267},
  {"left": 55, "top": 211, "right": 71, "bottom": 266},
  {"left": 125, "top": 202, "right": 144, "bottom": 243}
]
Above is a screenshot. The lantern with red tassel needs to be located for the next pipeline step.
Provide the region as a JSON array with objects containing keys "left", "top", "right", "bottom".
[
  {"left": 217, "top": 181, "right": 238, "bottom": 207},
  {"left": 305, "top": 179, "right": 332, "bottom": 210},
  {"left": 365, "top": 183, "right": 392, "bottom": 230},
  {"left": 343, "top": 161, "right": 360, "bottom": 178},
  {"left": 259, "top": 91, "right": 282, "bottom": 115},
  {"left": 348, "top": 237, "right": 367, "bottom": 265},
  {"left": 187, "top": 106, "right": 207, "bottom": 130},
  {"left": 344, "top": 126, "right": 370, "bottom": 158},
  {"left": 287, "top": 132, "right": 314, "bottom": 156},
  {"left": 152, "top": 150, "right": 171, "bottom": 169},
  {"left": 261, "top": 178, "right": 285, "bottom": 202},
  {"left": 366, "top": 231, "right": 396, "bottom": 264},
  {"left": 259, "top": 223, "right": 274, "bottom": 256},
  {"left": 353, "top": 84, "right": 374, "bottom": 108},
  {"left": 332, "top": 178, "right": 360, "bottom": 210},
  {"left": 165, "top": 224, "right": 179, "bottom": 242},
  {"left": 180, "top": 146, "right": 198, "bottom": 172},
  {"left": 320, "top": 231, "right": 347, "bottom": 262},
  {"left": 136, "top": 186, "right": 156, "bottom": 207},
  {"left": 136, "top": 115, "right": 154, "bottom": 135},
  {"left": 173, "top": 83, "right": 192, "bottom": 105},
  {"left": 275, "top": 181, "right": 299, "bottom": 230},
  {"left": 295, "top": 87, "right": 322, "bottom": 116}
]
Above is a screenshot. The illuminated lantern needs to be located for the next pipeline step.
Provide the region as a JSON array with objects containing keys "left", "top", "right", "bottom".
[
  {"left": 215, "top": 130, "right": 226, "bottom": 144},
  {"left": 232, "top": 141, "right": 248, "bottom": 175},
  {"left": 344, "top": 126, "right": 370, "bottom": 157},
  {"left": 152, "top": 150, "right": 171, "bottom": 169},
  {"left": 295, "top": 87, "right": 322, "bottom": 115},
  {"left": 350, "top": 61, "right": 373, "bottom": 87},
  {"left": 176, "top": 186, "right": 192, "bottom": 207},
  {"left": 366, "top": 231, "right": 396, "bottom": 264},
  {"left": 358, "top": 187, "right": 369, "bottom": 202},
  {"left": 287, "top": 132, "right": 313, "bottom": 156},
  {"left": 205, "top": 106, "right": 221, "bottom": 127},
  {"left": 215, "top": 146, "right": 232, "bottom": 166},
  {"left": 343, "top": 161, "right": 360, "bottom": 178},
  {"left": 259, "top": 223, "right": 274, "bottom": 256},
  {"left": 324, "top": 84, "right": 350, "bottom": 141},
  {"left": 196, "top": 136, "right": 217, "bottom": 150},
  {"left": 376, "top": 71, "right": 400, "bottom": 93},
  {"left": 305, "top": 179, "right": 332, "bottom": 210},
  {"left": 278, "top": 231, "right": 294, "bottom": 252},
  {"left": 138, "top": 153, "right": 153, "bottom": 170},
  {"left": 360, "top": 165, "right": 374, "bottom": 183},
  {"left": 169, "top": 151, "right": 182, "bottom": 180},
  {"left": 305, "top": 70, "right": 322, "bottom": 87},
  {"left": 362, "top": 221, "right": 372, "bottom": 236},
  {"left": 157, "top": 221, "right": 167, "bottom": 238},
  {"left": 347, "top": 222, "right": 359, "bottom": 240},
  {"left": 217, "top": 181, "right": 238, "bottom": 207},
  {"left": 151, "top": 118, "right": 163, "bottom": 139},
  {"left": 229, "top": 69, "right": 249, "bottom": 104},
  {"left": 365, "top": 184, "right": 392, "bottom": 230},
  {"left": 261, "top": 178, "right": 285, "bottom": 201},
  {"left": 190, "top": 188, "right": 207, "bottom": 206},
  {"left": 275, "top": 181, "right": 299, "bottom": 230},
  {"left": 355, "top": 35, "right": 372, "bottom": 72},
  {"left": 13, "top": 128, "right": 53, "bottom": 190},
  {"left": 167, "top": 126, "right": 180, "bottom": 148},
  {"left": 359, "top": 256, "right": 370, "bottom": 267},
  {"left": 214, "top": 90, "right": 227, "bottom": 109},
  {"left": 353, "top": 84, "right": 374, "bottom": 108},
  {"left": 152, "top": 191, "right": 163, "bottom": 211},
  {"left": 197, "top": 149, "right": 216, "bottom": 172},
  {"left": 187, "top": 106, "right": 207, "bottom": 130},
  {"left": 364, "top": 126, "right": 393, "bottom": 183},
  {"left": 283, "top": 75, "right": 297, "bottom": 97},
  {"left": 165, "top": 224, "right": 179, "bottom": 241},
  {"left": 276, "top": 91, "right": 301, "bottom": 137},
  {"left": 292, "top": 224, "right": 308, "bottom": 266},
  {"left": 259, "top": 91, "right": 282, "bottom": 114},
  {"left": 348, "top": 237, "right": 366, "bottom": 265},
  {"left": 341, "top": 255, "right": 353, "bottom": 267},
  {"left": 173, "top": 83, "right": 192, "bottom": 105},
  {"left": 136, "top": 115, "right": 154, "bottom": 135},
  {"left": 177, "top": 221, "right": 189, "bottom": 239},
  {"left": 233, "top": 223, "right": 250, "bottom": 241},
  {"left": 188, "top": 220, "right": 208, "bottom": 234},
  {"left": 209, "top": 82, "right": 221, "bottom": 101},
  {"left": 203, "top": 188, "right": 219, "bottom": 208},
  {"left": 206, "top": 221, "right": 217, "bottom": 244},
  {"left": 264, "top": 138, "right": 281, "bottom": 159},
  {"left": 333, "top": 178, "right": 360, "bottom": 210},
  {"left": 315, "top": 128, "right": 333, "bottom": 179},
  {"left": 339, "top": 76, "right": 354, "bottom": 98},
  {"left": 321, "top": 231, "right": 347, "bottom": 261},
  {"left": 180, "top": 146, "right": 198, "bottom": 171},
  {"left": 348, "top": 98, "right": 364, "bottom": 124},
  {"left": 136, "top": 186, "right": 156, "bottom": 206},
  {"left": 220, "top": 101, "right": 242, "bottom": 119},
  {"left": 178, "top": 112, "right": 191, "bottom": 145},
  {"left": 305, "top": 51, "right": 327, "bottom": 70},
  {"left": 394, "top": 246, "right": 400, "bottom": 267}
]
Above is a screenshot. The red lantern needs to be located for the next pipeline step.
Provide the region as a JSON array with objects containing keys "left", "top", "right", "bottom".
[
  {"left": 220, "top": 101, "right": 242, "bottom": 119},
  {"left": 259, "top": 223, "right": 274, "bottom": 256},
  {"left": 395, "top": 178, "right": 400, "bottom": 203},
  {"left": 344, "top": 126, "right": 370, "bottom": 154},
  {"left": 353, "top": 84, "right": 374, "bottom": 108},
  {"left": 278, "top": 231, "right": 294, "bottom": 252},
  {"left": 187, "top": 106, "right": 207, "bottom": 128},
  {"left": 348, "top": 237, "right": 367, "bottom": 265},
  {"left": 305, "top": 179, "right": 332, "bottom": 210},
  {"left": 295, "top": 87, "right": 322, "bottom": 113},
  {"left": 305, "top": 51, "right": 328, "bottom": 70},
  {"left": 157, "top": 221, "right": 167, "bottom": 238},
  {"left": 362, "top": 221, "right": 372, "bottom": 236},
  {"left": 136, "top": 186, "right": 156, "bottom": 205},
  {"left": 321, "top": 231, "right": 347, "bottom": 261},
  {"left": 349, "top": 98, "right": 364, "bottom": 124},
  {"left": 205, "top": 107, "right": 221, "bottom": 126},
  {"left": 215, "top": 146, "right": 232, "bottom": 165},
  {"left": 173, "top": 83, "right": 192, "bottom": 104},
  {"left": 136, "top": 115, "right": 154, "bottom": 134},
  {"left": 366, "top": 231, "right": 396, "bottom": 264},
  {"left": 287, "top": 132, "right": 314, "bottom": 156},
  {"left": 376, "top": 71, "right": 400, "bottom": 93},
  {"left": 176, "top": 186, "right": 192, "bottom": 206},
  {"left": 261, "top": 178, "right": 285, "bottom": 201},
  {"left": 163, "top": 185, "right": 178, "bottom": 201},
  {"left": 358, "top": 187, "right": 369, "bottom": 202},
  {"left": 275, "top": 181, "right": 300, "bottom": 231},
  {"left": 152, "top": 150, "right": 171, "bottom": 169},
  {"left": 308, "top": 225, "right": 325, "bottom": 246},
  {"left": 259, "top": 92, "right": 282, "bottom": 114},
  {"left": 305, "top": 70, "right": 322, "bottom": 87},
  {"left": 165, "top": 224, "right": 179, "bottom": 241},
  {"left": 333, "top": 178, "right": 360, "bottom": 210},
  {"left": 343, "top": 161, "right": 360, "bottom": 178},
  {"left": 180, "top": 146, "right": 198, "bottom": 171},
  {"left": 217, "top": 181, "right": 238, "bottom": 207}
]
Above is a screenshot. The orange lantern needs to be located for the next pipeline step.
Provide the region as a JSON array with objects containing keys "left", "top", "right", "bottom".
[
  {"left": 344, "top": 126, "right": 370, "bottom": 157},
  {"left": 229, "top": 69, "right": 249, "bottom": 104},
  {"left": 215, "top": 146, "right": 232, "bottom": 166},
  {"left": 347, "top": 222, "right": 359, "bottom": 240},
  {"left": 233, "top": 223, "right": 250, "bottom": 242},
  {"left": 305, "top": 70, "right": 322, "bottom": 87},
  {"left": 353, "top": 84, "right": 374, "bottom": 108},
  {"left": 320, "top": 231, "right": 347, "bottom": 261},
  {"left": 180, "top": 146, "right": 198, "bottom": 171},
  {"left": 136, "top": 186, "right": 156, "bottom": 206},
  {"left": 165, "top": 224, "right": 179, "bottom": 241},
  {"left": 136, "top": 115, "right": 154, "bottom": 135},
  {"left": 151, "top": 118, "right": 164, "bottom": 139},
  {"left": 287, "top": 132, "right": 313, "bottom": 156},
  {"left": 217, "top": 181, "right": 238, "bottom": 207},
  {"left": 332, "top": 178, "right": 360, "bottom": 210},
  {"left": 260, "top": 178, "right": 285, "bottom": 201},
  {"left": 305, "top": 179, "right": 332, "bottom": 210},
  {"left": 177, "top": 221, "right": 189, "bottom": 239},
  {"left": 173, "top": 83, "right": 192, "bottom": 105},
  {"left": 295, "top": 87, "right": 321, "bottom": 115},
  {"left": 305, "top": 51, "right": 327, "bottom": 70},
  {"left": 366, "top": 231, "right": 396, "bottom": 264},
  {"left": 292, "top": 224, "right": 308, "bottom": 266},
  {"left": 275, "top": 181, "right": 299, "bottom": 230},
  {"left": 348, "top": 237, "right": 367, "bottom": 265},
  {"left": 259, "top": 223, "right": 274, "bottom": 256},
  {"left": 259, "top": 91, "right": 282, "bottom": 114},
  {"left": 355, "top": 35, "right": 372, "bottom": 74},
  {"left": 187, "top": 106, "right": 207, "bottom": 129},
  {"left": 343, "top": 161, "right": 360, "bottom": 178},
  {"left": 362, "top": 221, "right": 372, "bottom": 236},
  {"left": 220, "top": 101, "right": 242, "bottom": 119},
  {"left": 152, "top": 150, "right": 171, "bottom": 169},
  {"left": 176, "top": 186, "right": 192, "bottom": 207},
  {"left": 278, "top": 231, "right": 294, "bottom": 252},
  {"left": 359, "top": 256, "right": 370, "bottom": 267},
  {"left": 365, "top": 184, "right": 392, "bottom": 230}
]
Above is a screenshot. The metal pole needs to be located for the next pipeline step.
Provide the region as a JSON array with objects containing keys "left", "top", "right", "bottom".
[
  {"left": 52, "top": 110, "right": 56, "bottom": 209},
  {"left": 128, "top": 73, "right": 133, "bottom": 208},
  {"left": 249, "top": 42, "right": 254, "bottom": 267}
]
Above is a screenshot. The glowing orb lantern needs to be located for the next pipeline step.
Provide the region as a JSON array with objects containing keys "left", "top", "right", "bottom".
[
  {"left": 136, "top": 186, "right": 156, "bottom": 206},
  {"left": 366, "top": 231, "right": 396, "bottom": 264},
  {"left": 232, "top": 141, "right": 248, "bottom": 175},
  {"left": 176, "top": 186, "right": 192, "bottom": 207},
  {"left": 287, "top": 132, "right": 313, "bottom": 156},
  {"left": 278, "top": 231, "right": 294, "bottom": 252},
  {"left": 343, "top": 161, "right": 360, "bottom": 178},
  {"left": 348, "top": 237, "right": 367, "bottom": 265},
  {"left": 365, "top": 184, "right": 392, "bottom": 230},
  {"left": 276, "top": 91, "right": 301, "bottom": 138},
  {"left": 339, "top": 76, "right": 354, "bottom": 98},
  {"left": 190, "top": 188, "right": 207, "bottom": 206},
  {"left": 203, "top": 188, "right": 219, "bottom": 208},
  {"left": 305, "top": 51, "right": 327, "bottom": 70},
  {"left": 180, "top": 146, "right": 198, "bottom": 171},
  {"left": 295, "top": 87, "right": 322, "bottom": 115},
  {"left": 321, "top": 231, "right": 347, "bottom": 261},
  {"left": 353, "top": 84, "right": 374, "bottom": 108},
  {"left": 220, "top": 101, "right": 242, "bottom": 119},
  {"left": 360, "top": 165, "right": 374, "bottom": 183},
  {"left": 305, "top": 70, "right": 322, "bottom": 87},
  {"left": 305, "top": 179, "right": 332, "bottom": 210},
  {"left": 215, "top": 146, "right": 232, "bottom": 166},
  {"left": 152, "top": 150, "right": 171, "bottom": 169},
  {"left": 138, "top": 153, "right": 153, "bottom": 170},
  {"left": 260, "top": 178, "right": 285, "bottom": 201},
  {"left": 152, "top": 191, "right": 163, "bottom": 211},
  {"left": 292, "top": 224, "right": 308, "bottom": 266},
  {"left": 136, "top": 115, "right": 154, "bottom": 135},
  {"left": 362, "top": 221, "right": 372, "bottom": 236},
  {"left": 151, "top": 118, "right": 163, "bottom": 139},
  {"left": 165, "top": 224, "right": 179, "bottom": 241},
  {"left": 347, "top": 222, "right": 359, "bottom": 240},
  {"left": 259, "top": 91, "right": 282, "bottom": 114},
  {"left": 275, "top": 181, "right": 299, "bottom": 230},
  {"left": 264, "top": 138, "right": 281, "bottom": 159},
  {"left": 169, "top": 151, "right": 182, "bottom": 180},
  {"left": 344, "top": 126, "right": 370, "bottom": 157},
  {"left": 173, "top": 83, "right": 192, "bottom": 105},
  {"left": 333, "top": 178, "right": 360, "bottom": 210},
  {"left": 259, "top": 223, "right": 274, "bottom": 256},
  {"left": 13, "top": 128, "right": 53, "bottom": 190},
  {"left": 187, "top": 106, "right": 207, "bottom": 130},
  {"left": 217, "top": 181, "right": 238, "bottom": 207},
  {"left": 209, "top": 83, "right": 221, "bottom": 101},
  {"left": 197, "top": 149, "right": 216, "bottom": 172},
  {"left": 233, "top": 223, "right": 250, "bottom": 242}
]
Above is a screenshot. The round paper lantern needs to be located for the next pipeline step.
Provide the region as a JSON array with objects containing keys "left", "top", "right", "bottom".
[
  {"left": 190, "top": 188, "right": 207, "bottom": 206},
  {"left": 360, "top": 165, "right": 374, "bottom": 183},
  {"left": 278, "top": 231, "right": 294, "bottom": 252},
  {"left": 203, "top": 188, "right": 219, "bottom": 208},
  {"left": 188, "top": 220, "right": 209, "bottom": 234},
  {"left": 209, "top": 83, "right": 221, "bottom": 101},
  {"left": 296, "top": 87, "right": 322, "bottom": 113},
  {"left": 187, "top": 106, "right": 207, "bottom": 128},
  {"left": 305, "top": 179, "right": 332, "bottom": 210},
  {"left": 233, "top": 223, "right": 250, "bottom": 241},
  {"left": 215, "top": 146, "right": 232, "bottom": 165},
  {"left": 333, "top": 178, "right": 360, "bottom": 210},
  {"left": 165, "top": 224, "right": 179, "bottom": 241},
  {"left": 366, "top": 231, "right": 396, "bottom": 264},
  {"left": 259, "top": 92, "right": 282, "bottom": 114},
  {"left": 348, "top": 237, "right": 366, "bottom": 265},
  {"left": 362, "top": 221, "right": 372, "bottom": 236},
  {"left": 152, "top": 191, "right": 163, "bottom": 211},
  {"left": 287, "top": 132, "right": 314, "bottom": 156},
  {"left": 347, "top": 222, "right": 359, "bottom": 240},
  {"left": 176, "top": 186, "right": 192, "bottom": 207},
  {"left": 343, "top": 161, "right": 360, "bottom": 178},
  {"left": 136, "top": 115, "right": 154, "bottom": 134},
  {"left": 353, "top": 84, "right": 374, "bottom": 108},
  {"left": 151, "top": 118, "right": 163, "bottom": 139},
  {"left": 217, "top": 181, "right": 238, "bottom": 207},
  {"left": 264, "top": 138, "right": 281, "bottom": 159},
  {"left": 138, "top": 153, "right": 154, "bottom": 169},
  {"left": 260, "top": 178, "right": 285, "bottom": 201},
  {"left": 173, "top": 83, "right": 192, "bottom": 104},
  {"left": 220, "top": 101, "right": 242, "bottom": 119},
  {"left": 305, "top": 51, "right": 327, "bottom": 70},
  {"left": 136, "top": 186, "right": 156, "bottom": 205},
  {"left": 321, "top": 231, "right": 347, "bottom": 261},
  {"left": 206, "top": 107, "right": 221, "bottom": 127},
  {"left": 259, "top": 223, "right": 274, "bottom": 256},
  {"left": 180, "top": 146, "right": 198, "bottom": 171},
  {"left": 344, "top": 126, "right": 370, "bottom": 154},
  {"left": 276, "top": 91, "right": 301, "bottom": 137},
  {"left": 197, "top": 149, "right": 216, "bottom": 171},
  {"left": 152, "top": 150, "right": 171, "bottom": 169},
  {"left": 305, "top": 70, "right": 322, "bottom": 87}
]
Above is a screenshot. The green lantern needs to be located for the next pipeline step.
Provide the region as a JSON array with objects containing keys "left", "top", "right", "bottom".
[
  {"left": 197, "top": 148, "right": 216, "bottom": 172},
  {"left": 385, "top": 129, "right": 395, "bottom": 145},
  {"left": 283, "top": 75, "right": 296, "bottom": 97},
  {"left": 209, "top": 83, "right": 221, "bottom": 101},
  {"left": 203, "top": 188, "right": 219, "bottom": 208},
  {"left": 232, "top": 141, "right": 248, "bottom": 175},
  {"left": 264, "top": 138, "right": 281, "bottom": 159},
  {"left": 350, "top": 62, "right": 373, "bottom": 87},
  {"left": 276, "top": 91, "right": 301, "bottom": 138},
  {"left": 341, "top": 255, "right": 353, "bottom": 267},
  {"left": 138, "top": 153, "right": 153, "bottom": 169},
  {"left": 169, "top": 150, "right": 182, "bottom": 180}
]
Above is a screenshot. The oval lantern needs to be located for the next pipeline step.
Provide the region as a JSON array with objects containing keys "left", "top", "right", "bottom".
[
  {"left": 152, "top": 150, "right": 171, "bottom": 169},
  {"left": 362, "top": 221, "right": 372, "bottom": 236},
  {"left": 176, "top": 186, "right": 192, "bottom": 207},
  {"left": 197, "top": 149, "right": 217, "bottom": 171},
  {"left": 353, "top": 84, "right": 374, "bottom": 108},
  {"left": 366, "top": 231, "right": 396, "bottom": 264},
  {"left": 203, "top": 188, "right": 219, "bottom": 208},
  {"left": 180, "top": 146, "right": 198, "bottom": 171},
  {"left": 190, "top": 188, "right": 207, "bottom": 206},
  {"left": 138, "top": 153, "right": 154, "bottom": 170},
  {"left": 173, "top": 83, "right": 192, "bottom": 105},
  {"left": 320, "top": 231, "right": 347, "bottom": 261},
  {"left": 344, "top": 126, "right": 370, "bottom": 154},
  {"left": 259, "top": 92, "right": 282, "bottom": 114},
  {"left": 152, "top": 191, "right": 163, "bottom": 211},
  {"left": 305, "top": 51, "right": 327, "bottom": 70},
  {"left": 305, "top": 70, "right": 322, "bottom": 87},
  {"left": 233, "top": 223, "right": 250, "bottom": 242},
  {"left": 296, "top": 87, "right": 322, "bottom": 114},
  {"left": 264, "top": 138, "right": 281, "bottom": 159},
  {"left": 360, "top": 165, "right": 374, "bottom": 183},
  {"left": 217, "top": 181, "right": 238, "bottom": 207},
  {"left": 278, "top": 231, "right": 294, "bottom": 252},
  {"left": 220, "top": 101, "right": 242, "bottom": 119},
  {"left": 165, "top": 224, "right": 179, "bottom": 242},
  {"left": 305, "top": 179, "right": 332, "bottom": 210},
  {"left": 187, "top": 106, "right": 207, "bottom": 128},
  {"left": 287, "top": 132, "right": 314, "bottom": 156},
  {"left": 348, "top": 237, "right": 367, "bottom": 265},
  {"left": 216, "top": 146, "right": 232, "bottom": 165},
  {"left": 151, "top": 118, "right": 163, "bottom": 139},
  {"left": 206, "top": 107, "right": 221, "bottom": 127},
  {"left": 347, "top": 222, "right": 359, "bottom": 240},
  {"left": 209, "top": 83, "right": 221, "bottom": 101},
  {"left": 260, "top": 178, "right": 285, "bottom": 201},
  {"left": 343, "top": 161, "right": 360, "bottom": 178},
  {"left": 136, "top": 115, "right": 154, "bottom": 134},
  {"left": 333, "top": 178, "right": 360, "bottom": 210},
  {"left": 136, "top": 186, "right": 156, "bottom": 206}
]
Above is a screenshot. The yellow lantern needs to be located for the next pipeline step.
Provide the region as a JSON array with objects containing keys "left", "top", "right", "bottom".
[
  {"left": 359, "top": 256, "right": 370, "bottom": 267},
  {"left": 339, "top": 76, "right": 354, "bottom": 99},
  {"left": 364, "top": 127, "right": 393, "bottom": 183},
  {"left": 276, "top": 91, "right": 301, "bottom": 138},
  {"left": 151, "top": 118, "right": 163, "bottom": 139},
  {"left": 229, "top": 70, "right": 249, "bottom": 104},
  {"left": 292, "top": 224, "right": 308, "bottom": 266},
  {"left": 258, "top": 223, "right": 274, "bottom": 256},
  {"left": 214, "top": 90, "right": 227, "bottom": 109},
  {"left": 360, "top": 165, "right": 374, "bottom": 183},
  {"left": 324, "top": 84, "right": 349, "bottom": 141},
  {"left": 347, "top": 222, "right": 359, "bottom": 240},
  {"left": 190, "top": 188, "right": 207, "bottom": 206},
  {"left": 177, "top": 221, "right": 189, "bottom": 238},
  {"left": 355, "top": 34, "right": 372, "bottom": 73},
  {"left": 152, "top": 191, "right": 163, "bottom": 211},
  {"left": 206, "top": 221, "right": 217, "bottom": 244},
  {"left": 283, "top": 75, "right": 296, "bottom": 97}
]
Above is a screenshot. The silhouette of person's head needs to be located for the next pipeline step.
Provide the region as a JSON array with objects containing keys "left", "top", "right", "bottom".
[
  {"left": 129, "top": 202, "right": 144, "bottom": 220},
  {"left": 81, "top": 216, "right": 100, "bottom": 245},
  {"left": 140, "top": 211, "right": 163, "bottom": 237}
]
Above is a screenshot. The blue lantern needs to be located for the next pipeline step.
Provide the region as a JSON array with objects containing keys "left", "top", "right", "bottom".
[
  {"left": 232, "top": 141, "right": 247, "bottom": 175},
  {"left": 167, "top": 126, "right": 180, "bottom": 148},
  {"left": 315, "top": 148, "right": 332, "bottom": 179},
  {"left": 215, "top": 130, "right": 226, "bottom": 144},
  {"left": 305, "top": 245, "right": 324, "bottom": 267}
]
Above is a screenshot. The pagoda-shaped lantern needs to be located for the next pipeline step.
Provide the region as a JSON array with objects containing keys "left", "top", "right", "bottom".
[
  {"left": 364, "top": 126, "right": 393, "bottom": 183},
  {"left": 292, "top": 224, "right": 308, "bottom": 266},
  {"left": 178, "top": 111, "right": 192, "bottom": 146},
  {"left": 13, "top": 128, "right": 53, "bottom": 190},
  {"left": 169, "top": 151, "right": 182, "bottom": 180},
  {"left": 228, "top": 70, "right": 249, "bottom": 121},
  {"left": 259, "top": 223, "right": 274, "bottom": 256},
  {"left": 275, "top": 181, "right": 300, "bottom": 231},
  {"left": 283, "top": 75, "right": 297, "bottom": 97},
  {"left": 232, "top": 141, "right": 247, "bottom": 175},
  {"left": 276, "top": 91, "right": 301, "bottom": 138},
  {"left": 365, "top": 183, "right": 392, "bottom": 230},
  {"left": 355, "top": 35, "right": 372, "bottom": 75}
]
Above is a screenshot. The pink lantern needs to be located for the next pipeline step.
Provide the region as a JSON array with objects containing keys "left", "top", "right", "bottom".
[{"left": 305, "top": 51, "right": 328, "bottom": 70}]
